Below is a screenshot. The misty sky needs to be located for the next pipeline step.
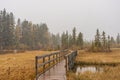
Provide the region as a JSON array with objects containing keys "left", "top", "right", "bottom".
[{"left": 0, "top": 0, "right": 120, "bottom": 40}]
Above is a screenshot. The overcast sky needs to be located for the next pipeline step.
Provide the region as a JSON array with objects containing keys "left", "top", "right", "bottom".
[{"left": 0, "top": 0, "right": 120, "bottom": 40}]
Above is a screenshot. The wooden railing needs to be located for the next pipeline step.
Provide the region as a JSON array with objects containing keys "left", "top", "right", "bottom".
[
  {"left": 35, "top": 50, "right": 68, "bottom": 80},
  {"left": 65, "top": 51, "right": 77, "bottom": 72}
]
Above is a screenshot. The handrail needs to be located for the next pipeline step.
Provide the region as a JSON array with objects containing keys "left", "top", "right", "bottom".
[
  {"left": 64, "top": 51, "right": 77, "bottom": 72},
  {"left": 35, "top": 49, "right": 68, "bottom": 80}
]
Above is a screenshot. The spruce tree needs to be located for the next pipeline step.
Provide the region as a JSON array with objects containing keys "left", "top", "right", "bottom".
[
  {"left": 72, "top": 27, "right": 76, "bottom": 46},
  {"left": 15, "top": 18, "right": 22, "bottom": 49},
  {"left": 102, "top": 31, "right": 106, "bottom": 51},
  {"left": 107, "top": 35, "right": 111, "bottom": 52},
  {"left": 77, "top": 32, "right": 83, "bottom": 49},
  {"left": 68, "top": 34, "right": 73, "bottom": 48},
  {"left": 94, "top": 29, "right": 101, "bottom": 51},
  {"left": 110, "top": 37, "right": 115, "bottom": 47},
  {"left": 116, "top": 33, "right": 120, "bottom": 44},
  {"left": 61, "top": 32, "right": 66, "bottom": 49}
]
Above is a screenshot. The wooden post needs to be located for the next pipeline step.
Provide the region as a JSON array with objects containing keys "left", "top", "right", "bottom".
[
  {"left": 49, "top": 56, "right": 50, "bottom": 66},
  {"left": 35, "top": 56, "right": 38, "bottom": 80},
  {"left": 58, "top": 52, "right": 60, "bottom": 62},
  {"left": 56, "top": 53, "right": 57, "bottom": 62},
  {"left": 53, "top": 54, "right": 55, "bottom": 64},
  {"left": 43, "top": 57, "right": 45, "bottom": 72},
  {"left": 65, "top": 56, "right": 68, "bottom": 73}
]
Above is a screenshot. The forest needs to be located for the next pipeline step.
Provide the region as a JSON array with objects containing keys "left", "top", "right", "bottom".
[
  {"left": 0, "top": 9, "right": 61, "bottom": 51},
  {"left": 0, "top": 9, "right": 120, "bottom": 52}
]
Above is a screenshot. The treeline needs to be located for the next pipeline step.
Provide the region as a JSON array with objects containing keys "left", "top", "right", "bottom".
[
  {"left": 0, "top": 9, "right": 120, "bottom": 52},
  {"left": 61, "top": 28, "right": 120, "bottom": 52},
  {"left": 0, "top": 9, "right": 60, "bottom": 50},
  {"left": 61, "top": 27, "right": 84, "bottom": 50},
  {"left": 89, "top": 29, "right": 120, "bottom": 52}
]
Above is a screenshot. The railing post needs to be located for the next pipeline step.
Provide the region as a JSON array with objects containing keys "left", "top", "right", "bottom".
[
  {"left": 49, "top": 56, "right": 50, "bottom": 66},
  {"left": 60, "top": 51, "right": 63, "bottom": 60},
  {"left": 53, "top": 54, "right": 55, "bottom": 64},
  {"left": 35, "top": 56, "right": 38, "bottom": 80},
  {"left": 59, "top": 52, "right": 60, "bottom": 62},
  {"left": 56, "top": 53, "right": 58, "bottom": 62},
  {"left": 64, "top": 55, "right": 68, "bottom": 73},
  {"left": 68, "top": 55, "right": 71, "bottom": 70},
  {"left": 43, "top": 57, "right": 45, "bottom": 72},
  {"left": 59, "top": 52, "right": 61, "bottom": 61}
]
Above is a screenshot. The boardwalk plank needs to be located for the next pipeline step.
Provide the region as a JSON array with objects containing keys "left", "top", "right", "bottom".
[{"left": 38, "top": 60, "right": 66, "bottom": 80}]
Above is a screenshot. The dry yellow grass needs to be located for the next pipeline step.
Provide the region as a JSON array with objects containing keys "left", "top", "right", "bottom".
[
  {"left": 76, "top": 48, "right": 120, "bottom": 64},
  {"left": 67, "top": 48, "right": 120, "bottom": 80},
  {"left": 0, "top": 50, "right": 55, "bottom": 80},
  {"left": 67, "top": 65, "right": 120, "bottom": 80}
]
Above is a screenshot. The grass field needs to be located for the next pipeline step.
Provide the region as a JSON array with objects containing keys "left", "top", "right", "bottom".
[
  {"left": 76, "top": 48, "right": 120, "bottom": 65},
  {"left": 67, "top": 48, "right": 120, "bottom": 80},
  {"left": 0, "top": 50, "right": 55, "bottom": 80}
]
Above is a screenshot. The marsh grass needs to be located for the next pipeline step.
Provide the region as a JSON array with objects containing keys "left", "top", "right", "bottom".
[
  {"left": 76, "top": 48, "right": 120, "bottom": 65},
  {"left": 0, "top": 50, "right": 55, "bottom": 80},
  {"left": 67, "top": 65, "right": 120, "bottom": 80},
  {"left": 67, "top": 48, "right": 120, "bottom": 80}
]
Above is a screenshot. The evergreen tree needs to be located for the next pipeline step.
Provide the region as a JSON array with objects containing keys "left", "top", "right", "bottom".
[
  {"left": 72, "top": 27, "right": 76, "bottom": 46},
  {"left": 61, "top": 31, "right": 69, "bottom": 49},
  {"left": 56, "top": 33, "right": 61, "bottom": 49},
  {"left": 15, "top": 18, "right": 22, "bottom": 49},
  {"left": 9, "top": 12, "right": 15, "bottom": 48},
  {"left": 95, "top": 29, "right": 101, "bottom": 48},
  {"left": 102, "top": 31, "right": 106, "bottom": 50},
  {"left": 65, "top": 31, "right": 69, "bottom": 48},
  {"left": 110, "top": 37, "right": 115, "bottom": 47},
  {"left": 68, "top": 34, "right": 73, "bottom": 48},
  {"left": 77, "top": 32, "right": 83, "bottom": 49},
  {"left": 61, "top": 32, "right": 66, "bottom": 49},
  {"left": 21, "top": 20, "right": 32, "bottom": 49},
  {"left": 2, "top": 9, "right": 7, "bottom": 49},
  {"left": 0, "top": 11, "right": 3, "bottom": 50},
  {"left": 39, "top": 23, "right": 49, "bottom": 49},
  {"left": 50, "top": 33, "right": 61, "bottom": 50},
  {"left": 116, "top": 33, "right": 120, "bottom": 44},
  {"left": 107, "top": 35, "right": 111, "bottom": 52}
]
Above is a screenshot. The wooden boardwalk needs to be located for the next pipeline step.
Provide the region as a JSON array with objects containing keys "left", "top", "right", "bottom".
[{"left": 38, "top": 60, "right": 66, "bottom": 80}]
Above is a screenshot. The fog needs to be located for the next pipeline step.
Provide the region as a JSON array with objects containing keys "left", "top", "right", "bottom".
[{"left": 0, "top": 0, "right": 120, "bottom": 40}]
